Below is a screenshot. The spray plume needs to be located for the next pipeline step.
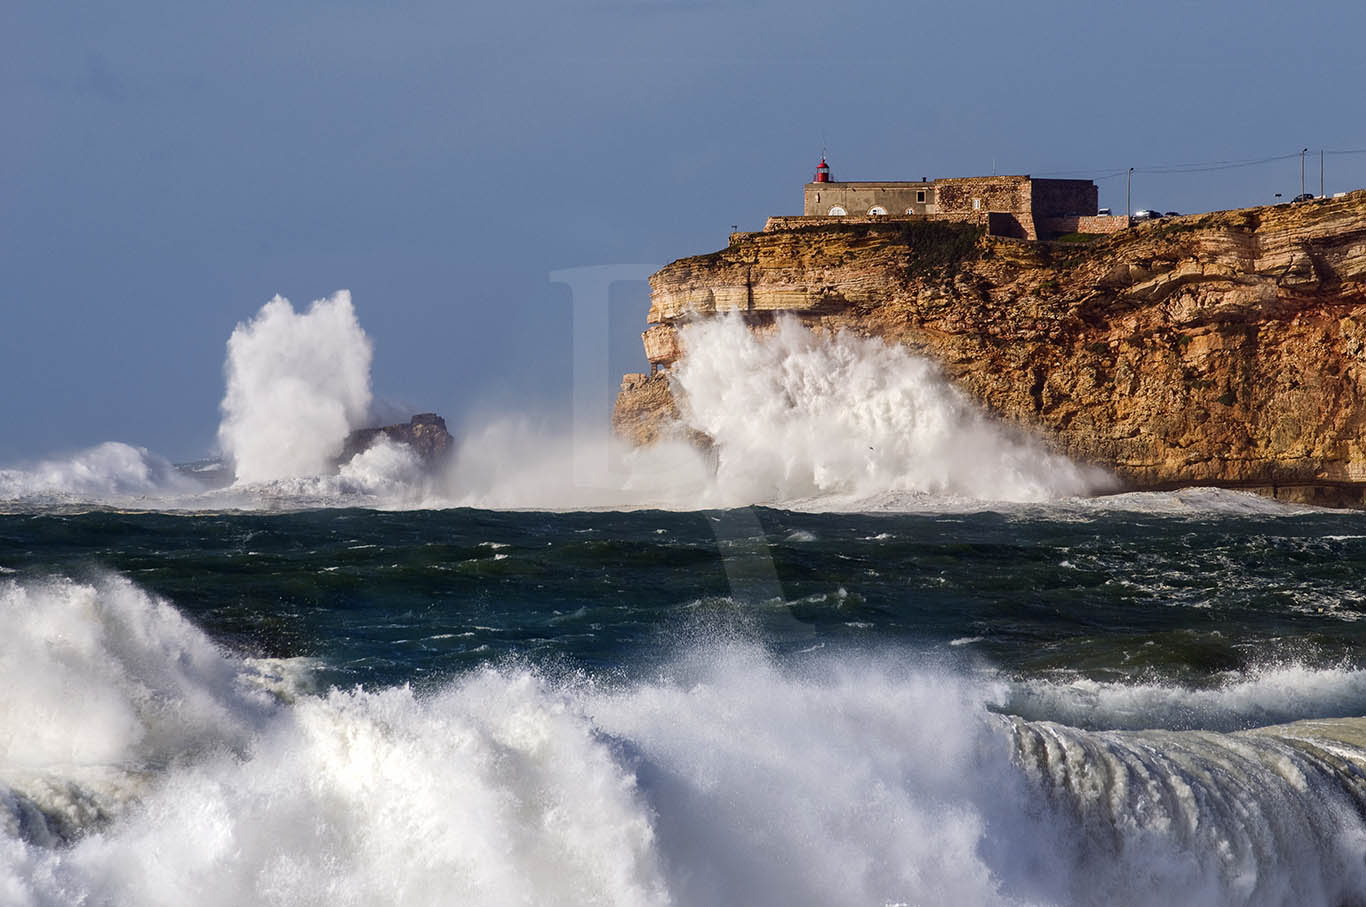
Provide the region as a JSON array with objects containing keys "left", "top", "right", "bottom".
[{"left": 218, "top": 291, "right": 373, "bottom": 484}]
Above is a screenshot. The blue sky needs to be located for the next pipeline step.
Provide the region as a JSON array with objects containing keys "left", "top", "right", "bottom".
[{"left": 3, "top": 0, "right": 1364, "bottom": 461}]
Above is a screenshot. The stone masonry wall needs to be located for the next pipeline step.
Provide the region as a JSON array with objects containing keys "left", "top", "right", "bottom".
[
  {"left": 932, "top": 176, "right": 1033, "bottom": 216},
  {"left": 1035, "top": 215, "right": 1130, "bottom": 237}
]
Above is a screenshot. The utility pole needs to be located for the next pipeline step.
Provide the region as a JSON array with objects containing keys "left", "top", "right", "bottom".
[
  {"left": 1301, "top": 148, "right": 1309, "bottom": 198},
  {"left": 1127, "top": 167, "right": 1134, "bottom": 223},
  {"left": 1321, "top": 149, "right": 1325, "bottom": 197}
]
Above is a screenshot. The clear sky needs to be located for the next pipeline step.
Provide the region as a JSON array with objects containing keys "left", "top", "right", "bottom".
[{"left": 4, "top": 0, "right": 1364, "bottom": 462}]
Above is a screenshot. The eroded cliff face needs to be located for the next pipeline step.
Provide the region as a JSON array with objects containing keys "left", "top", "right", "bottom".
[{"left": 614, "top": 193, "right": 1366, "bottom": 504}]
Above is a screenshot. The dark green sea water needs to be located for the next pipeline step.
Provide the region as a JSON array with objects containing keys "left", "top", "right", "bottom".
[{"left": 3, "top": 504, "right": 1365, "bottom": 694}]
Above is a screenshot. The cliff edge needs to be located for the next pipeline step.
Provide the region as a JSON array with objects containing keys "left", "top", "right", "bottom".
[{"left": 614, "top": 193, "right": 1366, "bottom": 505}]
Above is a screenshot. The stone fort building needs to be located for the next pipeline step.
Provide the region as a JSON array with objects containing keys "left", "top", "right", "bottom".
[{"left": 767, "top": 158, "right": 1127, "bottom": 240}]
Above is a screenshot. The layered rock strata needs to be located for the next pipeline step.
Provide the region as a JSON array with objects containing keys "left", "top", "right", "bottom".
[{"left": 614, "top": 193, "right": 1366, "bottom": 505}]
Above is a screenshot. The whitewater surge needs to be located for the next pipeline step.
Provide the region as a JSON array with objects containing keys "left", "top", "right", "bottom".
[
  {"left": 0, "top": 443, "right": 197, "bottom": 504},
  {"left": 5, "top": 575, "right": 1366, "bottom": 906}
]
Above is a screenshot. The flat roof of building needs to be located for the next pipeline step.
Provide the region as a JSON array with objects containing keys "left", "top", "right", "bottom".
[
  {"left": 807, "top": 181, "right": 934, "bottom": 187},
  {"left": 806, "top": 176, "right": 1100, "bottom": 187}
]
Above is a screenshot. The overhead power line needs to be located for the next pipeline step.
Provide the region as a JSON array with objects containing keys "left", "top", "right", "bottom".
[{"left": 1032, "top": 147, "right": 1366, "bottom": 180}]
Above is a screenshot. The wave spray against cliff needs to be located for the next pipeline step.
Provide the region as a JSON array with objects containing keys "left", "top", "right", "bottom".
[
  {"left": 0, "top": 295, "right": 1129, "bottom": 510},
  {"left": 668, "top": 316, "right": 1107, "bottom": 506},
  {"left": 425, "top": 314, "right": 1111, "bottom": 510}
]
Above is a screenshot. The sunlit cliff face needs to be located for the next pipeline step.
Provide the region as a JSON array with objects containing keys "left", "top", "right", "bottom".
[{"left": 618, "top": 194, "right": 1366, "bottom": 506}]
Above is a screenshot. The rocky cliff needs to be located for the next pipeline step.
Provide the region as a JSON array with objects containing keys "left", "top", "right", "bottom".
[{"left": 614, "top": 193, "right": 1366, "bottom": 505}]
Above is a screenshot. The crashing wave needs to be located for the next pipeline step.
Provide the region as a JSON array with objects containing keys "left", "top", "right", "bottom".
[{"left": 5, "top": 575, "right": 1366, "bottom": 905}]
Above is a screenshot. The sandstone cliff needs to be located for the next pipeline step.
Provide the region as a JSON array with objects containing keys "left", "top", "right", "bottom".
[{"left": 614, "top": 193, "right": 1366, "bottom": 505}]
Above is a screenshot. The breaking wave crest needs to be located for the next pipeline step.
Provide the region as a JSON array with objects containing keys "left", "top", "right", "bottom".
[
  {"left": 1004, "top": 664, "right": 1366, "bottom": 732},
  {"left": 6, "top": 576, "right": 1366, "bottom": 905}
]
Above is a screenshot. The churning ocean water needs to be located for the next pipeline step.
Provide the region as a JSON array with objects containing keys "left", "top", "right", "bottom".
[
  {"left": 5, "top": 294, "right": 1366, "bottom": 905},
  {"left": 4, "top": 501, "right": 1366, "bottom": 906}
]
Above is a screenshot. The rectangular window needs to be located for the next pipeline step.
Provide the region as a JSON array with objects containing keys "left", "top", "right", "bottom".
[
  {"left": 916, "top": 190, "right": 925, "bottom": 203},
  {"left": 972, "top": 198, "right": 981, "bottom": 210}
]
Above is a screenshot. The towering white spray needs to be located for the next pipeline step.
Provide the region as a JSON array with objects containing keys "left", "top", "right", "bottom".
[
  {"left": 672, "top": 316, "right": 1105, "bottom": 505},
  {"left": 218, "top": 291, "right": 373, "bottom": 484}
]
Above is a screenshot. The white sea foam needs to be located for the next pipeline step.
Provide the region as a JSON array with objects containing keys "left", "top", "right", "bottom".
[
  {"left": 0, "top": 576, "right": 271, "bottom": 771},
  {"left": 225, "top": 437, "right": 430, "bottom": 507},
  {"left": 218, "top": 291, "right": 373, "bottom": 485},
  {"left": 0, "top": 576, "right": 277, "bottom": 854},
  {"left": 0, "top": 443, "right": 196, "bottom": 503},
  {"left": 1068, "top": 486, "right": 1322, "bottom": 517},
  {"left": 6, "top": 576, "right": 1366, "bottom": 905}
]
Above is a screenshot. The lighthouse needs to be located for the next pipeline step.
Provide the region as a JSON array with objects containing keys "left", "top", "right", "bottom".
[{"left": 814, "top": 158, "right": 830, "bottom": 183}]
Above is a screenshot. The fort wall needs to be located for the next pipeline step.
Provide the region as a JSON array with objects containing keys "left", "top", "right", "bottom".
[
  {"left": 795, "top": 171, "right": 1105, "bottom": 240},
  {"left": 1035, "top": 215, "right": 1130, "bottom": 237},
  {"left": 804, "top": 182, "right": 935, "bottom": 217}
]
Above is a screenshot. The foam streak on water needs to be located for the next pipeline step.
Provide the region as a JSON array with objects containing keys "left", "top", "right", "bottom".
[{"left": 5, "top": 575, "right": 1366, "bottom": 906}]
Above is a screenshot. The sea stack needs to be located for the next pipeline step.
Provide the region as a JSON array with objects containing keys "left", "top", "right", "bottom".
[{"left": 341, "top": 413, "right": 454, "bottom": 469}]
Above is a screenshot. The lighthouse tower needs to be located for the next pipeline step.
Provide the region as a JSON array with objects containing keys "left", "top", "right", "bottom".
[{"left": 814, "top": 158, "right": 831, "bottom": 183}]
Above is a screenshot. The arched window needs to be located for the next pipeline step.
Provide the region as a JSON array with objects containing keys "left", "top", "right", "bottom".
[
  {"left": 828, "top": 206, "right": 847, "bottom": 216},
  {"left": 868, "top": 206, "right": 888, "bottom": 216}
]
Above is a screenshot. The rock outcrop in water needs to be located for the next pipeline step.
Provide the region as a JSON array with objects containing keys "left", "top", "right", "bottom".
[
  {"left": 615, "top": 193, "right": 1366, "bottom": 505},
  {"left": 341, "top": 413, "right": 454, "bottom": 469}
]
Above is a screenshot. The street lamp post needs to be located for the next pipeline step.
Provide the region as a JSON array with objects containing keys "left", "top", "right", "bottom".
[
  {"left": 1301, "top": 148, "right": 1309, "bottom": 198},
  {"left": 1127, "top": 167, "right": 1134, "bottom": 224}
]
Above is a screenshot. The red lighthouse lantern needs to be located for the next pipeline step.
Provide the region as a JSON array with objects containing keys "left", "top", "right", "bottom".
[{"left": 815, "top": 158, "right": 830, "bottom": 183}]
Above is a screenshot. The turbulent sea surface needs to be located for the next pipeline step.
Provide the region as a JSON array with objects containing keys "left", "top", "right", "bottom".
[
  {"left": 6, "top": 295, "right": 1366, "bottom": 904},
  {"left": 5, "top": 498, "right": 1366, "bottom": 906}
]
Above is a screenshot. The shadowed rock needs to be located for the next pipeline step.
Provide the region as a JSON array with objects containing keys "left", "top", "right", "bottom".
[{"left": 341, "top": 413, "right": 454, "bottom": 470}]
